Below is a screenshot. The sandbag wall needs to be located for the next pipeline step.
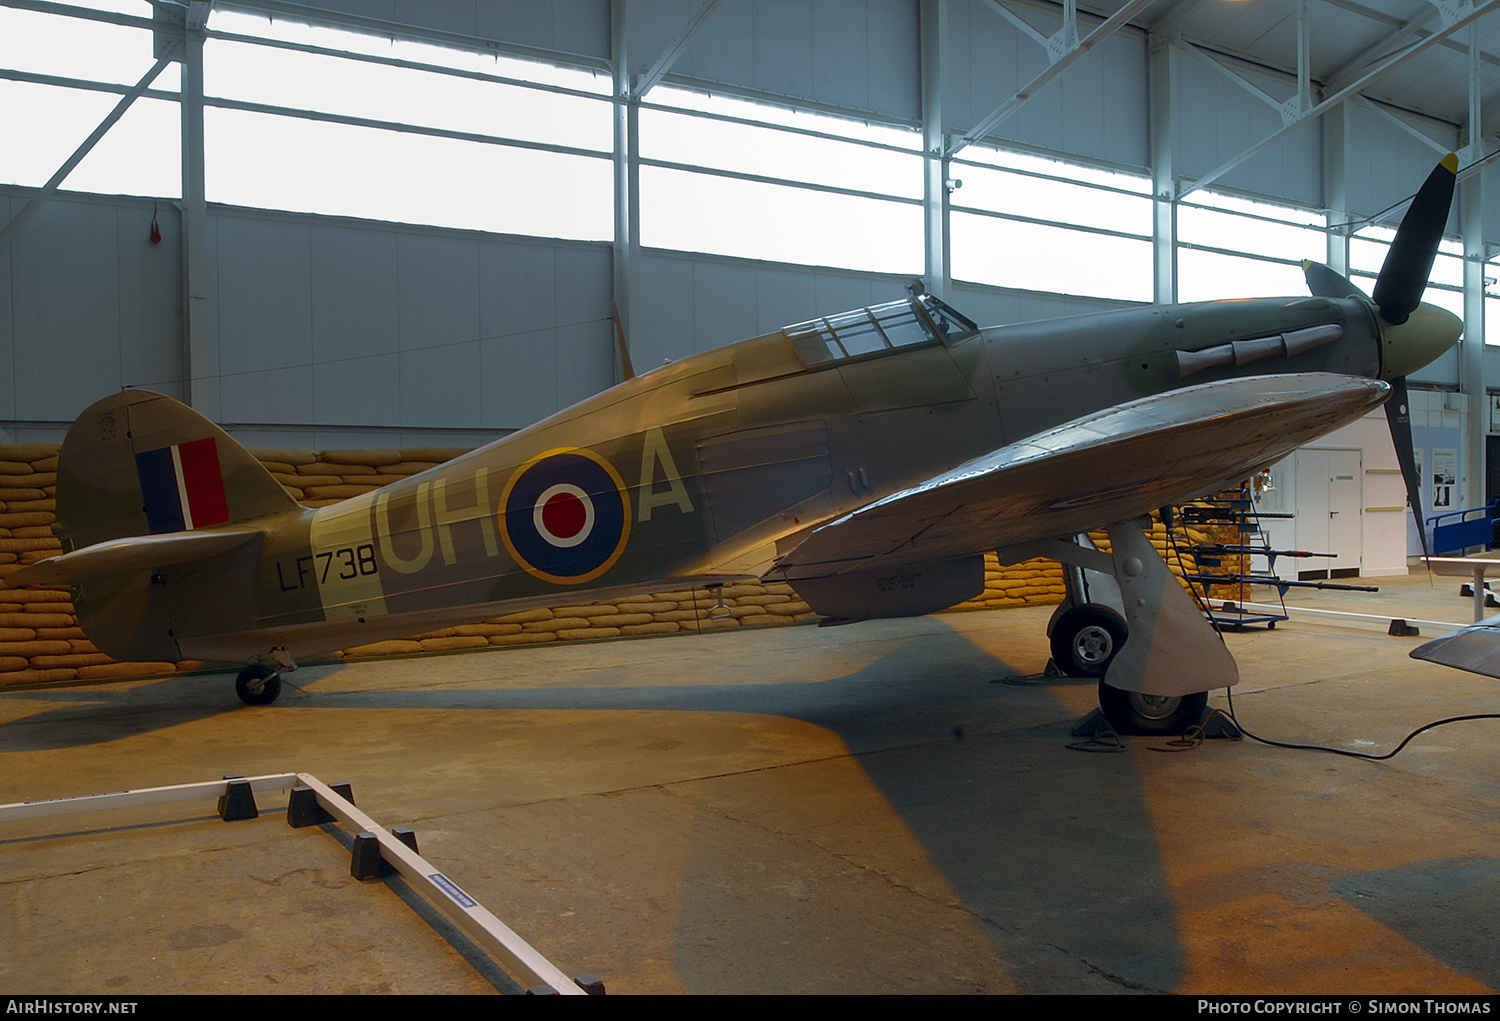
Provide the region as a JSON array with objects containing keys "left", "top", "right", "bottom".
[{"left": 0, "top": 440, "right": 1085, "bottom": 688}]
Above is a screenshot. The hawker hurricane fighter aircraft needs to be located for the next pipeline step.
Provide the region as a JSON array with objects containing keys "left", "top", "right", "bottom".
[{"left": 4, "top": 157, "right": 1463, "bottom": 733}]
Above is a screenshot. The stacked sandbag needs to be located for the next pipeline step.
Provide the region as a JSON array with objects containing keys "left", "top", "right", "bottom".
[
  {"left": 247, "top": 446, "right": 470, "bottom": 508},
  {"left": 0, "top": 443, "right": 186, "bottom": 685},
  {"left": 952, "top": 554, "right": 1067, "bottom": 609},
  {"left": 0, "top": 441, "right": 1081, "bottom": 686}
]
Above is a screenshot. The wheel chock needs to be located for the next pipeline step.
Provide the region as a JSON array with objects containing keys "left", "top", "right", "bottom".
[
  {"left": 1071, "top": 707, "right": 1115, "bottom": 738},
  {"left": 286, "top": 785, "right": 320, "bottom": 828},
  {"left": 351, "top": 831, "right": 390, "bottom": 880},
  {"left": 1389, "top": 618, "right": 1421, "bottom": 637},
  {"left": 393, "top": 827, "right": 418, "bottom": 855},
  {"left": 217, "top": 776, "right": 258, "bottom": 821},
  {"left": 286, "top": 781, "right": 355, "bottom": 827},
  {"left": 352, "top": 826, "right": 417, "bottom": 880},
  {"left": 574, "top": 975, "right": 606, "bottom": 995},
  {"left": 1196, "top": 707, "right": 1241, "bottom": 739},
  {"left": 1072, "top": 704, "right": 1241, "bottom": 740}
]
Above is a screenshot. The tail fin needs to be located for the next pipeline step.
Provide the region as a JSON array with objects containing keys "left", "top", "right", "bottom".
[{"left": 54, "top": 389, "right": 299, "bottom": 551}]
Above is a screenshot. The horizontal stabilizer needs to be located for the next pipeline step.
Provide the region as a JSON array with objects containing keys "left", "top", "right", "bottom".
[{"left": 3, "top": 528, "right": 262, "bottom": 588}]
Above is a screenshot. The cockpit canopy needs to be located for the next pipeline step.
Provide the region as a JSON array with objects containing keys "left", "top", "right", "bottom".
[{"left": 783, "top": 295, "right": 978, "bottom": 369}]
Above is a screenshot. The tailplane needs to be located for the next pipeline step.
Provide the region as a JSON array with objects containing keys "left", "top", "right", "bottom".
[{"left": 3, "top": 391, "right": 302, "bottom": 664}]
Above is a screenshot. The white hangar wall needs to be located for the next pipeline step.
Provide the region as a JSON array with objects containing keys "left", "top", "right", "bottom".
[
  {"left": 0, "top": 186, "right": 622, "bottom": 449},
  {"left": 0, "top": 188, "right": 185, "bottom": 426},
  {"left": 634, "top": 0, "right": 922, "bottom": 121},
  {"left": 200, "top": 208, "right": 615, "bottom": 444},
  {"left": 945, "top": 0, "right": 1148, "bottom": 169},
  {"left": 299, "top": 0, "right": 614, "bottom": 61},
  {"left": 6, "top": 0, "right": 1500, "bottom": 459}
]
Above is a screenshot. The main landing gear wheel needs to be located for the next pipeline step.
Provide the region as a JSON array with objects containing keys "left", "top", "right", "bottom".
[
  {"left": 1050, "top": 604, "right": 1127, "bottom": 677},
  {"left": 235, "top": 664, "right": 283, "bottom": 706},
  {"left": 1097, "top": 683, "right": 1208, "bottom": 735}
]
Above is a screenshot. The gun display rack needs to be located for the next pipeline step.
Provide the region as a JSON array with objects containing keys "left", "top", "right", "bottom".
[{"left": 1170, "top": 486, "right": 1377, "bottom": 631}]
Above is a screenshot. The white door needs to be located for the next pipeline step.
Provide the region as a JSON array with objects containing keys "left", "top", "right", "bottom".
[{"left": 1296, "top": 449, "right": 1362, "bottom": 578}]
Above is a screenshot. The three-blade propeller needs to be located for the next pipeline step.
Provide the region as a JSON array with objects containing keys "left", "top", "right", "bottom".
[{"left": 1301, "top": 154, "right": 1459, "bottom": 557}]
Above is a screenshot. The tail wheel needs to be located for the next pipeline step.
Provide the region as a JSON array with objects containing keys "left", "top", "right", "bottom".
[
  {"left": 236, "top": 664, "right": 282, "bottom": 706},
  {"left": 1097, "top": 683, "right": 1208, "bottom": 735},
  {"left": 1050, "top": 605, "right": 1127, "bottom": 677}
]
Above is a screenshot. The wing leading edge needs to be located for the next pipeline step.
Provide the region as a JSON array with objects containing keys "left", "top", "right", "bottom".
[{"left": 772, "top": 373, "right": 1391, "bottom": 581}]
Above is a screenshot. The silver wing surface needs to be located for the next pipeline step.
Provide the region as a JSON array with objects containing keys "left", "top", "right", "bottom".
[
  {"left": 773, "top": 373, "right": 1390, "bottom": 580},
  {"left": 1411, "top": 618, "right": 1500, "bottom": 679}
]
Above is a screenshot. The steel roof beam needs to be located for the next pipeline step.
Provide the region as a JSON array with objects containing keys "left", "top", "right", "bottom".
[
  {"left": 1178, "top": 0, "right": 1500, "bottom": 199},
  {"left": 952, "top": 0, "right": 1155, "bottom": 156},
  {"left": 1176, "top": 0, "right": 1317, "bottom": 128},
  {"left": 632, "top": 0, "right": 722, "bottom": 99},
  {"left": 1146, "top": 0, "right": 1208, "bottom": 41},
  {"left": 1324, "top": 0, "right": 1500, "bottom": 96},
  {"left": 977, "top": 0, "right": 1052, "bottom": 51},
  {"left": 0, "top": 55, "right": 172, "bottom": 252},
  {"left": 1353, "top": 96, "right": 1454, "bottom": 159},
  {"left": 1324, "top": 3, "right": 1442, "bottom": 90}
]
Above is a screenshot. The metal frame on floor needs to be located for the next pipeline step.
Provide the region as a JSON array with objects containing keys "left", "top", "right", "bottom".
[{"left": 0, "top": 771, "right": 596, "bottom": 996}]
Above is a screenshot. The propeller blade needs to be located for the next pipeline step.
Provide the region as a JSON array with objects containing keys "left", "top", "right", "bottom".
[
  {"left": 1301, "top": 260, "right": 1369, "bottom": 300},
  {"left": 1371, "top": 153, "right": 1458, "bottom": 326},
  {"left": 1385, "top": 375, "right": 1430, "bottom": 559}
]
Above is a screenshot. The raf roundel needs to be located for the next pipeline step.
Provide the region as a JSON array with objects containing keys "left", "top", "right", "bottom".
[{"left": 499, "top": 447, "right": 632, "bottom": 584}]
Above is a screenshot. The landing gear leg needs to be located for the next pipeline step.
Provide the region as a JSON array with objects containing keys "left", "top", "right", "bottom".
[{"left": 1022, "top": 518, "right": 1237, "bottom": 738}]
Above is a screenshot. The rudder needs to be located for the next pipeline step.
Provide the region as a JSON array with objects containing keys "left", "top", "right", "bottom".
[{"left": 54, "top": 390, "right": 299, "bottom": 551}]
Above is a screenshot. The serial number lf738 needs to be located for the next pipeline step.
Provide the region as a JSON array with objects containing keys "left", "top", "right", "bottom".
[{"left": 276, "top": 544, "right": 379, "bottom": 591}]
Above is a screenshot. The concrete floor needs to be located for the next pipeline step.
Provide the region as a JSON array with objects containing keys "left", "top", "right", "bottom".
[{"left": 1, "top": 569, "right": 1498, "bottom": 995}]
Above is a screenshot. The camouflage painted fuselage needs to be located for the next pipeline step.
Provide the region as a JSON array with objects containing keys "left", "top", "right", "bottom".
[{"left": 49, "top": 291, "right": 1403, "bottom": 666}]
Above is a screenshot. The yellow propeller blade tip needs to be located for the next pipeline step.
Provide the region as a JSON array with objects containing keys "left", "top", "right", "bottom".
[{"left": 1442, "top": 152, "right": 1459, "bottom": 174}]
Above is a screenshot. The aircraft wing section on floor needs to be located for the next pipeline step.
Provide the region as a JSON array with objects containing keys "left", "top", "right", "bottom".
[
  {"left": 1411, "top": 618, "right": 1500, "bottom": 679},
  {"left": 772, "top": 372, "right": 1390, "bottom": 581}
]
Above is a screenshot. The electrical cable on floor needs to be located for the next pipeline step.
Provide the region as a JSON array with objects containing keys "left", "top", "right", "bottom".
[
  {"left": 1160, "top": 500, "right": 1499, "bottom": 759},
  {"left": 1065, "top": 731, "right": 1125, "bottom": 753},
  {"left": 1225, "top": 685, "right": 1500, "bottom": 761},
  {"left": 1147, "top": 725, "right": 1207, "bottom": 753}
]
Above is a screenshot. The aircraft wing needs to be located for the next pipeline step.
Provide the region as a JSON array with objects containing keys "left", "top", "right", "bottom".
[
  {"left": 772, "top": 373, "right": 1390, "bottom": 580},
  {"left": 2, "top": 528, "right": 263, "bottom": 587},
  {"left": 1410, "top": 617, "right": 1500, "bottom": 679}
]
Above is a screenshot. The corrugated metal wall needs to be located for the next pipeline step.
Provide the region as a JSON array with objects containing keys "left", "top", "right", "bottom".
[
  {"left": 200, "top": 209, "right": 614, "bottom": 442},
  {"left": 3, "top": 0, "right": 1495, "bottom": 446},
  {"left": 0, "top": 190, "right": 185, "bottom": 423},
  {"left": 946, "top": 1, "right": 1149, "bottom": 169}
]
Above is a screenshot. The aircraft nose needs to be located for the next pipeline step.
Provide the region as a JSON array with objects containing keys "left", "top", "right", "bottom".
[{"left": 1378, "top": 301, "right": 1463, "bottom": 381}]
